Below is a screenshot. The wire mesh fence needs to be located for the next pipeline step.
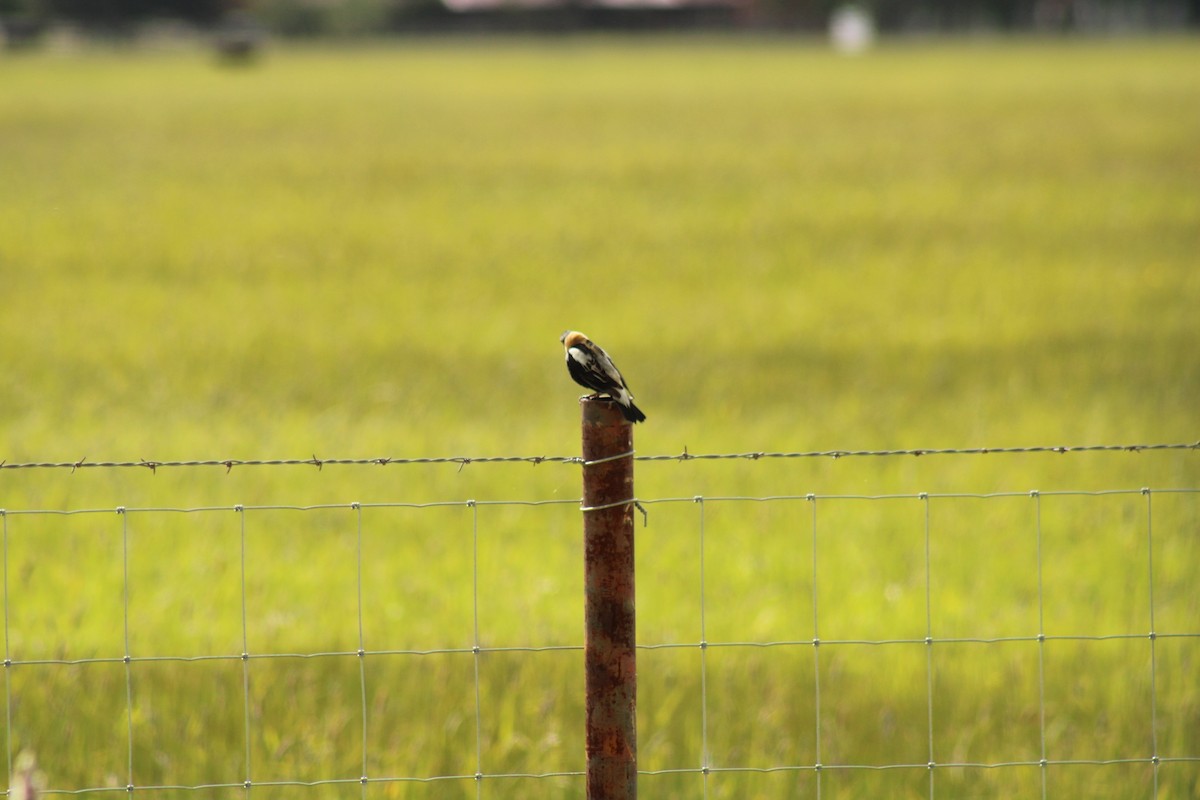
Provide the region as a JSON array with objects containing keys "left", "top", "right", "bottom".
[{"left": 1, "top": 442, "right": 1197, "bottom": 798}]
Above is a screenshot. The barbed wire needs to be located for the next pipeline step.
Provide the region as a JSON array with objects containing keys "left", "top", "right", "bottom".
[{"left": 0, "top": 439, "right": 1195, "bottom": 473}]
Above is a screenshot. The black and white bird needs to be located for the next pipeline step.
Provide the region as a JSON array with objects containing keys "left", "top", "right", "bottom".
[{"left": 560, "top": 330, "right": 646, "bottom": 423}]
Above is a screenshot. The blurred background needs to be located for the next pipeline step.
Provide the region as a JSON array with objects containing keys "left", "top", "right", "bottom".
[{"left": 1, "top": 0, "right": 1199, "bottom": 46}]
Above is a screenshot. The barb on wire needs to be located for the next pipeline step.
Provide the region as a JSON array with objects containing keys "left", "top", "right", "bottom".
[{"left": 0, "top": 440, "right": 1194, "bottom": 472}]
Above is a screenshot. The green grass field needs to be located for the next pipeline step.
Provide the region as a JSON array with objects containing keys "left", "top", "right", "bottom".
[{"left": 0, "top": 35, "right": 1197, "bottom": 798}]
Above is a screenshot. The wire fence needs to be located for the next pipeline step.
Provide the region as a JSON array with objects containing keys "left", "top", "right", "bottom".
[
  {"left": 1, "top": 439, "right": 1196, "bottom": 473},
  {"left": 2, "top": 441, "right": 1198, "bottom": 798}
]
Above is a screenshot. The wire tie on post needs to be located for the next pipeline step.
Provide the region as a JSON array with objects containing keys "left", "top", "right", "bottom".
[
  {"left": 580, "top": 497, "right": 638, "bottom": 513},
  {"left": 582, "top": 449, "right": 635, "bottom": 467}
]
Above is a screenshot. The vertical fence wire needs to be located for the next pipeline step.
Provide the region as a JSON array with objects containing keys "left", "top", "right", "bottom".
[
  {"left": 921, "top": 494, "right": 935, "bottom": 799},
  {"left": 695, "top": 496, "right": 710, "bottom": 798},
  {"left": 354, "top": 503, "right": 369, "bottom": 797},
  {"left": 1144, "top": 488, "right": 1159, "bottom": 795},
  {"left": 470, "top": 500, "right": 483, "bottom": 800},
  {"left": 808, "top": 495, "right": 822, "bottom": 800},
  {"left": 1032, "top": 491, "right": 1047, "bottom": 800},
  {"left": 120, "top": 507, "right": 134, "bottom": 794},
  {"left": 2, "top": 508, "right": 10, "bottom": 793},
  {"left": 238, "top": 505, "right": 252, "bottom": 797}
]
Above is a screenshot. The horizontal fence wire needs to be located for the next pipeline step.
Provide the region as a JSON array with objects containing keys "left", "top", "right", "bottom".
[
  {"left": 0, "top": 439, "right": 1196, "bottom": 472},
  {"left": 2, "top": 447, "right": 1198, "bottom": 797}
]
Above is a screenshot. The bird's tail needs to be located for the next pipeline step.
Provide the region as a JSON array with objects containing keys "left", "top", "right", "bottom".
[{"left": 622, "top": 401, "right": 647, "bottom": 424}]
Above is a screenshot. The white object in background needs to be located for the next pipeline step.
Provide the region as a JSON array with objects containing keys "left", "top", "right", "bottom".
[{"left": 829, "top": 4, "right": 876, "bottom": 54}]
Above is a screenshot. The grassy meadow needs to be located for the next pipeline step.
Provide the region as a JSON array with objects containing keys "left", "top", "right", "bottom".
[{"left": 0, "top": 35, "right": 1198, "bottom": 798}]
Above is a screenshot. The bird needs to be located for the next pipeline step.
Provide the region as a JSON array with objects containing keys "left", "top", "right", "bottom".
[{"left": 560, "top": 330, "right": 646, "bottom": 423}]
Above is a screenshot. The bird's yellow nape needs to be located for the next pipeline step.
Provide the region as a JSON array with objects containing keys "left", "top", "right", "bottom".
[{"left": 561, "top": 331, "right": 588, "bottom": 348}]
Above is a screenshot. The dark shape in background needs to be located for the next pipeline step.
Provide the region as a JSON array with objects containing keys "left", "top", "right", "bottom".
[{"left": 2, "top": 0, "right": 1199, "bottom": 38}]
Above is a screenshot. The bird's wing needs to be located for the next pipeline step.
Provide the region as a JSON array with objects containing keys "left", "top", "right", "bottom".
[
  {"left": 593, "top": 348, "right": 629, "bottom": 390},
  {"left": 569, "top": 344, "right": 624, "bottom": 394}
]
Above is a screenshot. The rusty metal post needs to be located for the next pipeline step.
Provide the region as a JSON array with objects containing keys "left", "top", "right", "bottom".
[{"left": 580, "top": 397, "right": 637, "bottom": 800}]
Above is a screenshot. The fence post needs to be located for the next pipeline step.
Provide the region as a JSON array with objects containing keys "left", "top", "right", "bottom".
[{"left": 580, "top": 396, "right": 637, "bottom": 800}]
